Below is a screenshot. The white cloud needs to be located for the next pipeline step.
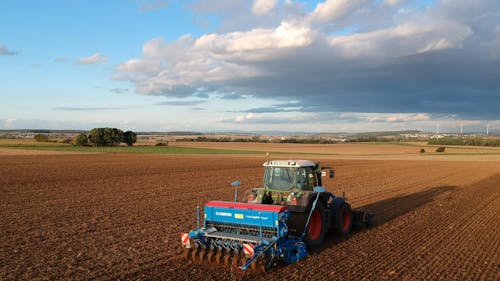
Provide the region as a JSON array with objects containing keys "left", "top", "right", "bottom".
[
  {"left": 417, "top": 38, "right": 454, "bottom": 53},
  {"left": 194, "top": 20, "right": 315, "bottom": 55},
  {"left": 1, "top": 118, "right": 17, "bottom": 129},
  {"left": 116, "top": 20, "right": 316, "bottom": 94},
  {"left": 330, "top": 20, "right": 472, "bottom": 57},
  {"left": 309, "top": 0, "right": 368, "bottom": 23},
  {"left": 252, "top": 0, "right": 278, "bottom": 16},
  {"left": 118, "top": 58, "right": 161, "bottom": 75},
  {"left": 77, "top": 52, "right": 108, "bottom": 65},
  {"left": 340, "top": 112, "right": 431, "bottom": 123},
  {"left": 383, "top": 0, "right": 405, "bottom": 6},
  {"left": 53, "top": 57, "right": 67, "bottom": 63},
  {"left": 0, "top": 44, "right": 18, "bottom": 55},
  {"left": 489, "top": 25, "right": 500, "bottom": 58},
  {"left": 115, "top": 0, "right": 500, "bottom": 122},
  {"left": 215, "top": 111, "right": 500, "bottom": 133},
  {"left": 218, "top": 112, "right": 318, "bottom": 124},
  {"left": 110, "top": 88, "right": 129, "bottom": 94},
  {"left": 139, "top": 0, "right": 170, "bottom": 12}
]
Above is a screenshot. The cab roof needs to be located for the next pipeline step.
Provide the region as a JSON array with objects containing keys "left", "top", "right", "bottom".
[{"left": 263, "top": 160, "right": 317, "bottom": 168}]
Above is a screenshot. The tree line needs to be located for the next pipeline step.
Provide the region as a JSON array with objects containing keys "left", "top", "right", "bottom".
[
  {"left": 74, "top": 128, "right": 137, "bottom": 146},
  {"left": 428, "top": 137, "right": 500, "bottom": 147}
]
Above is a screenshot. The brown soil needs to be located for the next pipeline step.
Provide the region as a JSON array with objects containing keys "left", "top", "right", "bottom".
[
  {"left": 175, "top": 141, "right": 500, "bottom": 155},
  {"left": 1, "top": 154, "right": 499, "bottom": 280},
  {"left": 0, "top": 148, "right": 87, "bottom": 156}
]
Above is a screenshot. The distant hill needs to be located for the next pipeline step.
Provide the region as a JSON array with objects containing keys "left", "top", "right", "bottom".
[
  {"left": 136, "top": 131, "right": 202, "bottom": 136},
  {"left": 353, "top": 130, "right": 422, "bottom": 137},
  {"left": 0, "top": 129, "right": 87, "bottom": 134}
]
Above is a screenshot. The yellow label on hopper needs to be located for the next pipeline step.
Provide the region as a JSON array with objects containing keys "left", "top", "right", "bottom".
[{"left": 235, "top": 213, "right": 244, "bottom": 219}]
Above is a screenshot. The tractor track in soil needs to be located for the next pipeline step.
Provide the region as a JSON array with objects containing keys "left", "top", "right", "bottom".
[{"left": 1, "top": 154, "right": 499, "bottom": 280}]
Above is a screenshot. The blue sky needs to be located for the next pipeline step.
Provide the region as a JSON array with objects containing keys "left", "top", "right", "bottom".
[{"left": 1, "top": 0, "right": 499, "bottom": 133}]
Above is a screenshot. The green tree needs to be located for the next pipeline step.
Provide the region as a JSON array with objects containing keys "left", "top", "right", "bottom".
[
  {"left": 250, "top": 136, "right": 261, "bottom": 142},
  {"left": 73, "top": 134, "right": 88, "bottom": 146},
  {"left": 88, "top": 128, "right": 103, "bottom": 146},
  {"left": 122, "top": 131, "right": 137, "bottom": 146},
  {"left": 88, "top": 128, "right": 124, "bottom": 146},
  {"left": 34, "top": 134, "right": 49, "bottom": 142}
]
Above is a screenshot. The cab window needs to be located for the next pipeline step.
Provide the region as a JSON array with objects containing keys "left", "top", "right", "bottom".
[{"left": 296, "top": 167, "right": 316, "bottom": 190}]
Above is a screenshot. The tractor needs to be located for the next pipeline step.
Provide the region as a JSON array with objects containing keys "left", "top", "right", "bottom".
[{"left": 181, "top": 160, "right": 373, "bottom": 272}]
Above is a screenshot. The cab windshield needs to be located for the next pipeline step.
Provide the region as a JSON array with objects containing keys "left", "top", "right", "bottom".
[{"left": 263, "top": 167, "right": 311, "bottom": 191}]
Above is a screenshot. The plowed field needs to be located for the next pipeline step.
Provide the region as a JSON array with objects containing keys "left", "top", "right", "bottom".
[{"left": 1, "top": 153, "right": 499, "bottom": 280}]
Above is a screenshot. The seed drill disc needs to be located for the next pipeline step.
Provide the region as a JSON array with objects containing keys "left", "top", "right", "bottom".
[
  {"left": 190, "top": 247, "right": 199, "bottom": 262},
  {"left": 224, "top": 254, "right": 231, "bottom": 267},
  {"left": 182, "top": 248, "right": 191, "bottom": 260},
  {"left": 258, "top": 260, "right": 268, "bottom": 274},
  {"left": 197, "top": 248, "right": 207, "bottom": 263},
  {"left": 250, "top": 260, "right": 257, "bottom": 272},
  {"left": 206, "top": 251, "right": 215, "bottom": 264},
  {"left": 231, "top": 254, "right": 240, "bottom": 268},
  {"left": 215, "top": 252, "right": 223, "bottom": 265}
]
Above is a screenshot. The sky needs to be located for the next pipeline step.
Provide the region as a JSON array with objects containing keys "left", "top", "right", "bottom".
[{"left": 1, "top": 0, "right": 499, "bottom": 133}]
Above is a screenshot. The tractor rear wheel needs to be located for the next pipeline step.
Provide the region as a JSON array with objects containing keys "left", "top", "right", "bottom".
[
  {"left": 304, "top": 201, "right": 326, "bottom": 249},
  {"left": 335, "top": 202, "right": 352, "bottom": 236}
]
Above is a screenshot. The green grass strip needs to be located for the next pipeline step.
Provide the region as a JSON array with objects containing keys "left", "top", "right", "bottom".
[
  {"left": 0, "top": 143, "right": 330, "bottom": 155},
  {"left": 0, "top": 144, "right": 261, "bottom": 154}
]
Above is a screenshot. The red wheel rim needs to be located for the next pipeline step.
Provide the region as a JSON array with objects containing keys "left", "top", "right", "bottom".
[
  {"left": 308, "top": 209, "right": 322, "bottom": 240},
  {"left": 341, "top": 209, "right": 351, "bottom": 231}
]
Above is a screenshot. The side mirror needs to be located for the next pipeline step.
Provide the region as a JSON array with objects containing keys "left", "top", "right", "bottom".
[{"left": 329, "top": 169, "right": 334, "bottom": 179}]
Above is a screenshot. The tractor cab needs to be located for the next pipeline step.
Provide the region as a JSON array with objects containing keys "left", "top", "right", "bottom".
[
  {"left": 246, "top": 160, "right": 333, "bottom": 206},
  {"left": 263, "top": 160, "right": 320, "bottom": 191}
]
